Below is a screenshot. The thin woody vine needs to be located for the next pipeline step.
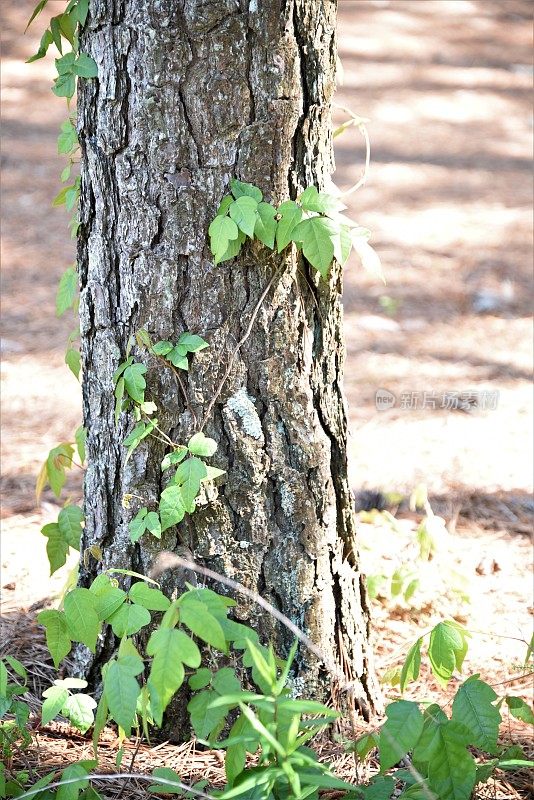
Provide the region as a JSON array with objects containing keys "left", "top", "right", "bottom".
[{"left": 1, "top": 2, "right": 533, "bottom": 800}]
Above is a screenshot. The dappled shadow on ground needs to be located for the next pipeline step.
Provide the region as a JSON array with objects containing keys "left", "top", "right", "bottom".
[{"left": 333, "top": 0, "right": 532, "bottom": 497}]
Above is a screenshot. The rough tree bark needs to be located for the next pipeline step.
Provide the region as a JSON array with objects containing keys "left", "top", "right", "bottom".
[{"left": 77, "top": 0, "right": 381, "bottom": 732}]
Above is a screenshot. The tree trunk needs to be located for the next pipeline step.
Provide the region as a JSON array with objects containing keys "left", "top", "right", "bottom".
[{"left": 77, "top": 0, "right": 381, "bottom": 732}]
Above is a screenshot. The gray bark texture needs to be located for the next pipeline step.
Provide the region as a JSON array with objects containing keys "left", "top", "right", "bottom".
[{"left": 77, "top": 0, "right": 381, "bottom": 732}]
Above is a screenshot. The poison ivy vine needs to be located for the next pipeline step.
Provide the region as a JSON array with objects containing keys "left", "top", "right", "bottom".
[{"left": 209, "top": 178, "right": 382, "bottom": 281}]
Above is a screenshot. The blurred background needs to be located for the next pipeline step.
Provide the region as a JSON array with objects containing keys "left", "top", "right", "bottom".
[{"left": 1, "top": 1, "right": 532, "bottom": 680}]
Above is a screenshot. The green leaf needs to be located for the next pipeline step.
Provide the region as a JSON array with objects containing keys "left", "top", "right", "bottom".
[
  {"left": 291, "top": 216, "right": 338, "bottom": 279},
  {"left": 113, "top": 356, "right": 133, "bottom": 383},
  {"left": 129, "top": 507, "right": 148, "bottom": 543},
  {"left": 166, "top": 346, "right": 189, "bottom": 370},
  {"left": 93, "top": 587, "right": 127, "bottom": 621},
  {"left": 104, "top": 660, "right": 140, "bottom": 736},
  {"left": 209, "top": 215, "right": 239, "bottom": 264},
  {"left": 123, "top": 420, "right": 155, "bottom": 463},
  {"left": 148, "top": 767, "right": 184, "bottom": 795},
  {"left": 75, "top": 426, "right": 86, "bottom": 463},
  {"left": 506, "top": 696, "right": 534, "bottom": 725},
  {"left": 58, "top": 12, "right": 76, "bottom": 46},
  {"left": 148, "top": 627, "right": 201, "bottom": 669},
  {"left": 217, "top": 195, "right": 233, "bottom": 216},
  {"left": 355, "top": 775, "right": 395, "bottom": 799},
  {"left": 123, "top": 363, "right": 147, "bottom": 404},
  {"left": 243, "top": 639, "right": 276, "bottom": 694},
  {"left": 225, "top": 714, "right": 253, "bottom": 784},
  {"left": 229, "top": 196, "right": 258, "bottom": 238},
  {"left": 400, "top": 638, "right": 422, "bottom": 693},
  {"left": 56, "top": 52, "right": 76, "bottom": 75},
  {"left": 217, "top": 767, "right": 276, "bottom": 799},
  {"left": 50, "top": 16, "right": 63, "bottom": 54},
  {"left": 108, "top": 602, "right": 151, "bottom": 638},
  {"left": 56, "top": 266, "right": 78, "bottom": 316},
  {"left": 451, "top": 677, "right": 501, "bottom": 753},
  {"left": 89, "top": 573, "right": 113, "bottom": 594},
  {"left": 74, "top": 0, "right": 89, "bottom": 26},
  {"left": 161, "top": 447, "right": 188, "bottom": 471},
  {"left": 159, "top": 485, "right": 187, "bottom": 532},
  {"left": 187, "top": 432, "right": 217, "bottom": 457},
  {"left": 65, "top": 183, "right": 79, "bottom": 212},
  {"left": 213, "top": 668, "right": 241, "bottom": 696},
  {"left": 65, "top": 347, "right": 81, "bottom": 379},
  {"left": 218, "top": 232, "right": 244, "bottom": 263},
  {"left": 189, "top": 668, "right": 212, "bottom": 691},
  {"left": 42, "top": 523, "right": 69, "bottom": 575},
  {"left": 426, "top": 720, "right": 476, "bottom": 800},
  {"left": 179, "top": 600, "right": 227, "bottom": 651},
  {"left": 335, "top": 224, "right": 353, "bottom": 266},
  {"left": 4, "top": 654, "right": 28, "bottom": 684},
  {"left": 37, "top": 609, "right": 72, "bottom": 668},
  {"left": 41, "top": 685, "right": 69, "bottom": 726},
  {"left": 92, "top": 692, "right": 108, "bottom": 755},
  {"left": 188, "top": 689, "right": 228, "bottom": 739},
  {"left": 428, "top": 621, "right": 467, "bottom": 687},
  {"left": 145, "top": 511, "right": 162, "bottom": 539},
  {"left": 474, "top": 759, "right": 498, "bottom": 785},
  {"left": 147, "top": 630, "right": 188, "bottom": 725},
  {"left": 6, "top": 654, "right": 27, "bottom": 680},
  {"left": 253, "top": 202, "right": 277, "bottom": 248},
  {"left": 64, "top": 589, "right": 100, "bottom": 651},
  {"left": 298, "top": 186, "right": 345, "bottom": 216},
  {"left": 53, "top": 184, "right": 71, "bottom": 207},
  {"left": 123, "top": 421, "right": 150, "bottom": 448},
  {"left": 276, "top": 699, "right": 339, "bottom": 717},
  {"left": 379, "top": 700, "right": 424, "bottom": 771},
  {"left": 178, "top": 333, "right": 209, "bottom": 353},
  {"left": 276, "top": 200, "right": 302, "bottom": 252},
  {"left": 56, "top": 764, "right": 90, "bottom": 800},
  {"left": 58, "top": 505, "right": 84, "bottom": 549},
  {"left": 175, "top": 456, "right": 207, "bottom": 507},
  {"left": 152, "top": 340, "right": 174, "bottom": 356},
  {"left": 129, "top": 582, "right": 170, "bottom": 611},
  {"left": 25, "top": 0, "right": 49, "bottom": 32},
  {"left": 73, "top": 53, "right": 98, "bottom": 78},
  {"left": 203, "top": 465, "right": 226, "bottom": 482},
  {"left": 62, "top": 693, "right": 97, "bottom": 733},
  {"left": 117, "top": 638, "right": 145, "bottom": 676},
  {"left": 184, "top": 586, "right": 236, "bottom": 612},
  {"left": 27, "top": 27, "right": 54, "bottom": 62},
  {"left": 353, "top": 732, "right": 379, "bottom": 760},
  {"left": 230, "top": 179, "right": 262, "bottom": 203},
  {"left": 46, "top": 443, "right": 74, "bottom": 498},
  {"left": 52, "top": 72, "right": 76, "bottom": 99},
  {"left": 412, "top": 703, "right": 449, "bottom": 764}
]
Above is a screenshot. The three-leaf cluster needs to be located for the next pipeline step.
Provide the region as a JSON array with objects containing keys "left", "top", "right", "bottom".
[{"left": 209, "top": 179, "right": 376, "bottom": 280}]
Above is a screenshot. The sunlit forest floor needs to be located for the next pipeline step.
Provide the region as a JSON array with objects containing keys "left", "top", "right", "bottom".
[{"left": 1, "top": 0, "right": 532, "bottom": 796}]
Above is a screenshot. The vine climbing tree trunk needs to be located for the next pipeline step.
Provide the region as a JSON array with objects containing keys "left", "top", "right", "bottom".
[{"left": 77, "top": 0, "right": 381, "bottom": 731}]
